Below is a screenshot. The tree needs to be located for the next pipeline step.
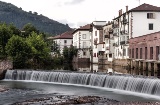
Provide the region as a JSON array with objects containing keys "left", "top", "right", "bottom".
[
  {"left": 22, "top": 23, "right": 39, "bottom": 37},
  {"left": 63, "top": 45, "right": 77, "bottom": 63},
  {"left": 5, "top": 35, "right": 32, "bottom": 68},
  {"left": 0, "top": 23, "right": 13, "bottom": 58},
  {"left": 8, "top": 23, "right": 21, "bottom": 36},
  {"left": 26, "top": 32, "right": 50, "bottom": 68}
]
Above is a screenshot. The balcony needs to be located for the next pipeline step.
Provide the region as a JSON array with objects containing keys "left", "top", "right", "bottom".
[
  {"left": 120, "top": 41, "right": 125, "bottom": 45},
  {"left": 120, "top": 40, "right": 129, "bottom": 45},
  {"left": 113, "top": 24, "right": 118, "bottom": 28},
  {"left": 123, "top": 19, "right": 128, "bottom": 24},
  {"left": 113, "top": 43, "right": 118, "bottom": 47},
  {"left": 113, "top": 33, "right": 118, "bottom": 36},
  {"left": 104, "top": 35, "right": 110, "bottom": 38},
  {"left": 109, "top": 29, "right": 113, "bottom": 34},
  {"left": 94, "top": 39, "right": 98, "bottom": 45},
  {"left": 120, "top": 30, "right": 128, "bottom": 35}
]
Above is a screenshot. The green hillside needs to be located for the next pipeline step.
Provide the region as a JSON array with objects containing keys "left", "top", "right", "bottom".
[{"left": 0, "top": 1, "right": 71, "bottom": 35}]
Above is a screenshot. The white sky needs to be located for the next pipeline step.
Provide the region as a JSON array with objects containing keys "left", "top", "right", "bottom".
[{"left": 1, "top": 0, "right": 160, "bottom": 28}]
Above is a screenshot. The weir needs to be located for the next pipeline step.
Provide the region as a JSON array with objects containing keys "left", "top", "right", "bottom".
[{"left": 4, "top": 70, "right": 160, "bottom": 96}]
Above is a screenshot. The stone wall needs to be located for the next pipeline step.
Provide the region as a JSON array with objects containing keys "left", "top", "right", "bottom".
[{"left": 0, "top": 60, "right": 13, "bottom": 80}]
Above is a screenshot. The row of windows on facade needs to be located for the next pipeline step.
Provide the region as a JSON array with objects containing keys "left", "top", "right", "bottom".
[
  {"left": 74, "top": 34, "right": 87, "bottom": 40},
  {"left": 130, "top": 46, "right": 160, "bottom": 60}
]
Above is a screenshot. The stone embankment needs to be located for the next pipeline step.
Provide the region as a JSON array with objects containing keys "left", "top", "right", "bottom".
[
  {"left": 0, "top": 60, "right": 12, "bottom": 79},
  {"left": 12, "top": 95, "right": 160, "bottom": 105}
]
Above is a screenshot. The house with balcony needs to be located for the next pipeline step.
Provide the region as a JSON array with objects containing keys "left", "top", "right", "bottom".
[
  {"left": 72, "top": 24, "right": 92, "bottom": 63},
  {"left": 113, "top": 3, "right": 160, "bottom": 60},
  {"left": 51, "top": 30, "right": 73, "bottom": 55},
  {"left": 103, "top": 21, "right": 114, "bottom": 62},
  {"left": 90, "top": 21, "right": 106, "bottom": 64},
  {"left": 113, "top": 6, "right": 129, "bottom": 59}
]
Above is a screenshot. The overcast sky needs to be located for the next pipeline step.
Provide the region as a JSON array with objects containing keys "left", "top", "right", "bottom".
[{"left": 1, "top": 0, "right": 160, "bottom": 28}]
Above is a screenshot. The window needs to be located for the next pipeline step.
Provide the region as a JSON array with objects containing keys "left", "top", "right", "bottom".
[
  {"left": 82, "top": 34, "right": 86, "bottom": 39},
  {"left": 83, "top": 42, "right": 86, "bottom": 48},
  {"left": 156, "top": 46, "right": 159, "bottom": 60},
  {"left": 123, "top": 48, "right": 126, "bottom": 56},
  {"left": 95, "top": 31, "right": 97, "bottom": 36},
  {"left": 140, "top": 48, "right": 142, "bottom": 59},
  {"left": 149, "top": 23, "right": 153, "bottom": 30},
  {"left": 64, "top": 40, "right": 67, "bottom": 43},
  {"left": 94, "top": 53, "right": 96, "bottom": 57},
  {"left": 145, "top": 47, "right": 147, "bottom": 59},
  {"left": 136, "top": 48, "right": 138, "bottom": 59},
  {"left": 132, "top": 48, "right": 134, "bottom": 58},
  {"left": 147, "top": 13, "right": 155, "bottom": 19},
  {"left": 150, "top": 47, "right": 153, "bottom": 59},
  {"left": 83, "top": 51, "right": 86, "bottom": 56},
  {"left": 109, "top": 54, "right": 112, "bottom": 58}
]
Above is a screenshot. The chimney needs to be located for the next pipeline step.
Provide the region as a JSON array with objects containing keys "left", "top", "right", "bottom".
[
  {"left": 120, "top": 9, "right": 122, "bottom": 15},
  {"left": 119, "top": 10, "right": 121, "bottom": 16},
  {"left": 126, "top": 6, "right": 128, "bottom": 12}
]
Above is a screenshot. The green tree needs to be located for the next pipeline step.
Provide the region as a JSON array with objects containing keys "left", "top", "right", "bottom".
[
  {"left": 63, "top": 46, "right": 77, "bottom": 63},
  {"left": 8, "top": 23, "right": 21, "bottom": 36},
  {"left": 5, "top": 35, "right": 32, "bottom": 68},
  {"left": 26, "top": 32, "right": 50, "bottom": 68},
  {"left": 0, "top": 23, "right": 13, "bottom": 58},
  {"left": 22, "top": 23, "right": 39, "bottom": 38}
]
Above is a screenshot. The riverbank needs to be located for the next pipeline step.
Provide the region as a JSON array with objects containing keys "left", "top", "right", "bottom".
[{"left": 11, "top": 95, "right": 160, "bottom": 105}]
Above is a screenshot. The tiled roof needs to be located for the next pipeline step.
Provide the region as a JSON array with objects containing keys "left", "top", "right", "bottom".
[
  {"left": 72, "top": 24, "right": 91, "bottom": 34},
  {"left": 113, "top": 3, "right": 160, "bottom": 20},
  {"left": 129, "top": 3, "right": 160, "bottom": 12},
  {"left": 52, "top": 30, "right": 73, "bottom": 39}
]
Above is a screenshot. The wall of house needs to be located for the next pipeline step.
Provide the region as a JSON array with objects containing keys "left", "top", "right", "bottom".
[
  {"left": 131, "top": 12, "right": 160, "bottom": 38},
  {"left": 129, "top": 32, "right": 160, "bottom": 60},
  {"left": 73, "top": 30, "right": 91, "bottom": 49},
  {"left": 54, "top": 38, "right": 73, "bottom": 54}
]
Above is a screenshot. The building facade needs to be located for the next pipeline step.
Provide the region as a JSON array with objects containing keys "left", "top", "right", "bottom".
[
  {"left": 72, "top": 24, "right": 91, "bottom": 63},
  {"left": 113, "top": 3, "right": 160, "bottom": 59},
  {"left": 51, "top": 31, "right": 73, "bottom": 55}
]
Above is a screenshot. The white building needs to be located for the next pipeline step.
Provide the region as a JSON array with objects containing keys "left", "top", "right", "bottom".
[
  {"left": 113, "top": 3, "right": 160, "bottom": 59},
  {"left": 51, "top": 31, "right": 73, "bottom": 55},
  {"left": 91, "top": 21, "right": 106, "bottom": 63},
  {"left": 72, "top": 24, "right": 91, "bottom": 63},
  {"left": 103, "top": 22, "right": 114, "bottom": 61}
]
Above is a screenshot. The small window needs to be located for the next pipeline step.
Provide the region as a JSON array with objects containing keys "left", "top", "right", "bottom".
[
  {"left": 83, "top": 51, "right": 86, "bottom": 56},
  {"left": 82, "top": 34, "right": 86, "bottom": 39},
  {"left": 149, "top": 23, "right": 153, "bottom": 30},
  {"left": 95, "top": 31, "right": 97, "bottom": 36},
  {"left": 64, "top": 40, "right": 67, "bottom": 43},
  {"left": 147, "top": 13, "right": 155, "bottom": 19},
  {"left": 94, "top": 53, "right": 96, "bottom": 57}
]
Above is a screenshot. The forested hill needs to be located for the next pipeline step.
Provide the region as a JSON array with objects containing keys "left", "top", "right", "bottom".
[{"left": 0, "top": 1, "right": 71, "bottom": 35}]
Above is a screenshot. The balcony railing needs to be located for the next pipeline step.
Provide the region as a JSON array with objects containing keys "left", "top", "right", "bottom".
[
  {"left": 120, "top": 40, "right": 129, "bottom": 45},
  {"left": 113, "top": 24, "right": 118, "bottom": 28},
  {"left": 113, "top": 43, "right": 118, "bottom": 47},
  {"left": 104, "top": 35, "right": 110, "bottom": 38},
  {"left": 120, "top": 41, "right": 125, "bottom": 45},
  {"left": 123, "top": 19, "right": 128, "bottom": 24},
  {"left": 120, "top": 30, "right": 128, "bottom": 35},
  {"left": 113, "top": 33, "right": 118, "bottom": 36}
]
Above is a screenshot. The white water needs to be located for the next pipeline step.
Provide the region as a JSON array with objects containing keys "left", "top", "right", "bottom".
[{"left": 4, "top": 70, "right": 160, "bottom": 96}]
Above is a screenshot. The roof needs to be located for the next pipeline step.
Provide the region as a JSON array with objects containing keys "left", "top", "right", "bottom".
[
  {"left": 113, "top": 3, "right": 160, "bottom": 20},
  {"left": 52, "top": 30, "right": 73, "bottom": 39},
  {"left": 72, "top": 24, "right": 91, "bottom": 34},
  {"left": 129, "top": 3, "right": 160, "bottom": 12}
]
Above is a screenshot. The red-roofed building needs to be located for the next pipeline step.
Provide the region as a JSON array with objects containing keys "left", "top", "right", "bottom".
[
  {"left": 50, "top": 30, "right": 73, "bottom": 55},
  {"left": 113, "top": 3, "right": 160, "bottom": 59},
  {"left": 72, "top": 24, "right": 92, "bottom": 63}
]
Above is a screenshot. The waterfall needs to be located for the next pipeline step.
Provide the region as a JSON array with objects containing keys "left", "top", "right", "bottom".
[{"left": 4, "top": 70, "right": 160, "bottom": 96}]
